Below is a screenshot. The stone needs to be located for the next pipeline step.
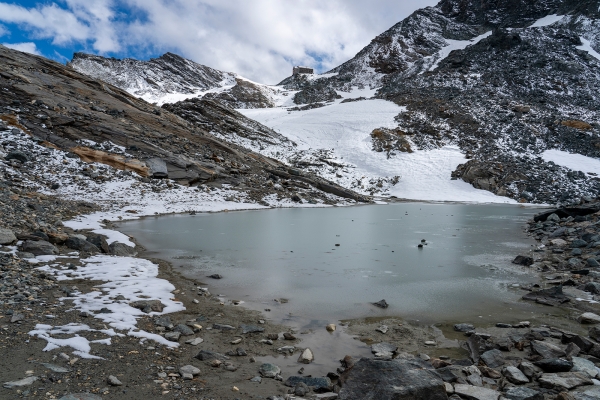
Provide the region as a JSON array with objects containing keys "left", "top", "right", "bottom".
[
  {"left": 503, "top": 387, "right": 543, "bottom": 400},
  {"left": 371, "top": 342, "right": 397, "bottom": 359},
  {"left": 589, "top": 326, "right": 600, "bottom": 342},
  {"left": 86, "top": 234, "right": 109, "bottom": 253},
  {"left": 174, "top": 324, "right": 194, "bottom": 336},
  {"left": 298, "top": 348, "right": 314, "bottom": 364},
  {"left": 503, "top": 365, "right": 529, "bottom": 384},
  {"left": 519, "top": 361, "right": 542, "bottom": 379},
  {"left": 338, "top": 358, "right": 446, "bottom": 400},
  {"left": 259, "top": 363, "right": 281, "bottom": 378},
  {"left": 531, "top": 340, "right": 566, "bottom": 358},
  {"left": 534, "top": 358, "right": 573, "bottom": 373},
  {"left": 466, "top": 334, "right": 493, "bottom": 363},
  {"left": 547, "top": 213, "right": 561, "bottom": 222},
  {"left": 522, "top": 285, "right": 569, "bottom": 305},
  {"left": 539, "top": 372, "right": 593, "bottom": 390},
  {"left": 572, "top": 239, "right": 589, "bottom": 248},
  {"left": 108, "top": 242, "right": 136, "bottom": 256},
  {"left": 551, "top": 239, "right": 568, "bottom": 247},
  {"left": 513, "top": 255, "right": 534, "bottom": 266},
  {"left": 5, "top": 150, "right": 30, "bottom": 163},
  {"left": 65, "top": 236, "right": 100, "bottom": 253},
  {"left": 107, "top": 375, "right": 122, "bottom": 386},
  {"left": 208, "top": 274, "right": 223, "bottom": 279},
  {"left": 3, "top": 376, "right": 38, "bottom": 389},
  {"left": 40, "top": 363, "right": 70, "bottom": 373},
  {"left": 195, "top": 349, "right": 229, "bottom": 361},
  {"left": 0, "top": 228, "right": 16, "bottom": 245},
  {"left": 212, "top": 323, "right": 235, "bottom": 330},
  {"left": 453, "top": 384, "right": 501, "bottom": 400},
  {"left": 154, "top": 316, "right": 173, "bottom": 329},
  {"left": 164, "top": 331, "right": 181, "bottom": 341},
  {"left": 326, "top": 324, "right": 336, "bottom": 332},
  {"left": 11, "top": 313, "right": 24, "bottom": 323},
  {"left": 146, "top": 157, "right": 168, "bottom": 178},
  {"left": 130, "top": 299, "right": 165, "bottom": 313},
  {"left": 376, "top": 325, "right": 388, "bottom": 334},
  {"left": 58, "top": 395, "right": 103, "bottom": 400},
  {"left": 185, "top": 337, "right": 204, "bottom": 345},
  {"left": 373, "top": 299, "right": 389, "bottom": 308},
  {"left": 286, "top": 376, "right": 332, "bottom": 392},
  {"left": 572, "top": 357, "right": 599, "bottom": 378},
  {"left": 179, "top": 365, "right": 200, "bottom": 377},
  {"left": 589, "top": 258, "right": 600, "bottom": 268},
  {"left": 566, "top": 342, "right": 581, "bottom": 358},
  {"left": 20, "top": 240, "right": 58, "bottom": 256},
  {"left": 454, "top": 323, "right": 475, "bottom": 332},
  {"left": 480, "top": 349, "right": 504, "bottom": 368},
  {"left": 241, "top": 324, "right": 264, "bottom": 334},
  {"left": 579, "top": 313, "right": 600, "bottom": 324},
  {"left": 565, "top": 334, "right": 595, "bottom": 353}
]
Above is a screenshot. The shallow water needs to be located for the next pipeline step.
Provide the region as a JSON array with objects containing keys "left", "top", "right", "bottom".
[{"left": 117, "top": 203, "right": 547, "bottom": 324}]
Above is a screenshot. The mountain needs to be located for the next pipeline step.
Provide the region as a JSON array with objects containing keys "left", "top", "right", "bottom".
[
  {"left": 68, "top": 0, "right": 600, "bottom": 205},
  {"left": 69, "top": 52, "right": 276, "bottom": 108}
]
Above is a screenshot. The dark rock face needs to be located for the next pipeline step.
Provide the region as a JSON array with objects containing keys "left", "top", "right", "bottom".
[
  {"left": 65, "top": 237, "right": 100, "bottom": 254},
  {"left": 339, "top": 358, "right": 447, "bottom": 399},
  {"left": 20, "top": 240, "right": 58, "bottom": 256},
  {"left": 293, "top": 86, "right": 341, "bottom": 105},
  {"left": 203, "top": 78, "right": 274, "bottom": 109}
]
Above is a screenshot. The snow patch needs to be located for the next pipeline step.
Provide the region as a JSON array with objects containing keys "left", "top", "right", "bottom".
[
  {"left": 530, "top": 14, "right": 564, "bottom": 28},
  {"left": 577, "top": 38, "right": 600, "bottom": 62},
  {"left": 542, "top": 149, "right": 600, "bottom": 175},
  {"left": 428, "top": 31, "right": 492, "bottom": 72}
]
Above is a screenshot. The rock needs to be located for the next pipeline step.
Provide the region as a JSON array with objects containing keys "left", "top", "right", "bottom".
[
  {"left": 165, "top": 331, "right": 181, "bottom": 341},
  {"left": 503, "top": 387, "right": 543, "bottom": 400},
  {"left": 503, "top": 365, "right": 529, "bottom": 384},
  {"left": 480, "top": 349, "right": 504, "bottom": 368},
  {"left": 108, "top": 242, "right": 136, "bottom": 256},
  {"left": 534, "top": 358, "right": 573, "bottom": 372},
  {"left": 3, "top": 376, "right": 38, "bottom": 388},
  {"left": 283, "top": 332, "right": 296, "bottom": 340},
  {"left": 326, "top": 324, "right": 336, "bottom": 332},
  {"left": 40, "top": 363, "right": 70, "bottom": 373},
  {"left": 338, "top": 358, "right": 445, "bottom": 399},
  {"left": 589, "top": 259, "right": 600, "bottom": 268},
  {"left": 572, "top": 357, "right": 599, "bottom": 378},
  {"left": 0, "top": 228, "right": 16, "bottom": 245},
  {"left": 566, "top": 342, "right": 581, "bottom": 358},
  {"left": 371, "top": 342, "right": 397, "bottom": 359},
  {"left": 294, "top": 382, "right": 310, "bottom": 396},
  {"left": 174, "top": 324, "right": 194, "bottom": 336},
  {"left": 58, "top": 394, "right": 103, "bottom": 400},
  {"left": 130, "top": 299, "right": 165, "bottom": 313},
  {"left": 564, "top": 334, "right": 595, "bottom": 353},
  {"left": 589, "top": 326, "right": 600, "bottom": 342},
  {"left": 86, "top": 234, "right": 109, "bottom": 253},
  {"left": 466, "top": 334, "right": 493, "bottom": 363},
  {"left": 453, "top": 384, "right": 501, "bottom": 400},
  {"left": 11, "top": 313, "right": 24, "bottom": 323},
  {"left": 179, "top": 365, "right": 200, "bottom": 378},
  {"left": 154, "top": 316, "right": 173, "bottom": 329},
  {"left": 5, "top": 150, "right": 30, "bottom": 163},
  {"left": 65, "top": 236, "right": 100, "bottom": 253},
  {"left": 572, "top": 239, "right": 589, "bottom": 248},
  {"left": 146, "top": 157, "right": 168, "bottom": 178},
  {"left": 259, "top": 363, "right": 281, "bottom": 378},
  {"left": 454, "top": 323, "right": 475, "bottom": 332},
  {"left": 20, "top": 240, "right": 58, "bottom": 256},
  {"left": 531, "top": 340, "right": 566, "bottom": 358},
  {"left": 185, "top": 337, "right": 204, "bottom": 346},
  {"left": 579, "top": 313, "right": 600, "bottom": 324},
  {"left": 538, "top": 372, "right": 593, "bottom": 390},
  {"left": 376, "top": 325, "right": 388, "bottom": 334},
  {"left": 195, "top": 349, "right": 229, "bottom": 361},
  {"left": 513, "top": 255, "right": 534, "bottom": 266},
  {"left": 208, "top": 274, "right": 223, "bottom": 279},
  {"left": 286, "top": 376, "right": 332, "bottom": 392},
  {"left": 298, "top": 348, "right": 314, "bottom": 364},
  {"left": 547, "top": 213, "right": 561, "bottom": 222},
  {"left": 373, "top": 299, "right": 388, "bottom": 308},
  {"left": 212, "top": 323, "right": 235, "bottom": 330},
  {"left": 519, "top": 361, "right": 542, "bottom": 379},
  {"left": 107, "top": 375, "right": 122, "bottom": 386},
  {"left": 241, "top": 324, "right": 264, "bottom": 334}
]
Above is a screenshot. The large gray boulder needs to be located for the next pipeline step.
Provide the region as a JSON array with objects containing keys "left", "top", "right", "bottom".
[
  {"left": 20, "top": 240, "right": 58, "bottom": 256},
  {"left": 65, "top": 236, "right": 100, "bottom": 253},
  {"left": 0, "top": 228, "right": 16, "bottom": 245},
  {"left": 109, "top": 242, "right": 137, "bottom": 256},
  {"left": 146, "top": 157, "right": 168, "bottom": 178},
  {"left": 338, "top": 358, "right": 447, "bottom": 400},
  {"left": 538, "top": 372, "right": 593, "bottom": 390}
]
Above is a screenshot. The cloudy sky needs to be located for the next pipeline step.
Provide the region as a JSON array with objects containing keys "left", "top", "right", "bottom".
[{"left": 0, "top": 0, "right": 438, "bottom": 84}]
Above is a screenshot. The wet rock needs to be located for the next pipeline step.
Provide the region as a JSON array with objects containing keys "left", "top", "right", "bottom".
[
  {"left": 538, "top": 372, "right": 593, "bottom": 390},
  {"left": 0, "top": 228, "right": 16, "bottom": 245},
  {"left": 179, "top": 365, "right": 200, "bottom": 379},
  {"left": 531, "top": 340, "right": 566, "bottom": 358},
  {"left": 503, "top": 387, "right": 543, "bottom": 400},
  {"left": 20, "top": 240, "right": 58, "bottom": 256},
  {"left": 286, "top": 376, "right": 332, "bottom": 392},
  {"left": 259, "top": 363, "right": 281, "bottom": 378},
  {"left": 454, "top": 323, "right": 475, "bottom": 332},
  {"left": 513, "top": 255, "right": 533, "bottom": 266},
  {"left": 298, "top": 348, "right": 314, "bottom": 364},
  {"left": 534, "top": 358, "right": 573, "bottom": 373},
  {"left": 480, "top": 349, "right": 504, "bottom": 368},
  {"left": 108, "top": 242, "right": 136, "bottom": 256},
  {"left": 371, "top": 342, "right": 397, "bottom": 359},
  {"left": 503, "top": 365, "right": 529, "bottom": 384},
  {"left": 241, "top": 324, "right": 264, "bottom": 334},
  {"left": 579, "top": 313, "right": 600, "bottom": 324},
  {"left": 3, "top": 376, "right": 38, "bottom": 389},
  {"left": 453, "top": 384, "right": 501, "bottom": 400},
  {"left": 373, "top": 299, "right": 388, "bottom": 308},
  {"left": 522, "top": 286, "right": 569, "bottom": 306},
  {"left": 65, "top": 236, "right": 100, "bottom": 253},
  {"left": 208, "top": 274, "right": 223, "bottom": 279},
  {"left": 107, "top": 375, "right": 122, "bottom": 386}
]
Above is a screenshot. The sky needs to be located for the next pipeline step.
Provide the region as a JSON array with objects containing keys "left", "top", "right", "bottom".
[{"left": 0, "top": 0, "right": 438, "bottom": 84}]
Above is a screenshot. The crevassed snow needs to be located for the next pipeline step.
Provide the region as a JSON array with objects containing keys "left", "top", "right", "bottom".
[
  {"left": 577, "top": 38, "right": 600, "bottom": 62},
  {"left": 240, "top": 100, "right": 513, "bottom": 203},
  {"left": 542, "top": 149, "right": 600, "bottom": 175},
  {"left": 530, "top": 14, "right": 564, "bottom": 28},
  {"left": 428, "top": 31, "right": 492, "bottom": 72}
]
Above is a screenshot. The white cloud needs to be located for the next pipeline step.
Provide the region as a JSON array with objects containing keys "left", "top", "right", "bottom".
[
  {"left": 2, "top": 41, "right": 41, "bottom": 55},
  {"left": 0, "top": 24, "right": 8, "bottom": 37},
  {"left": 0, "top": 0, "right": 439, "bottom": 83}
]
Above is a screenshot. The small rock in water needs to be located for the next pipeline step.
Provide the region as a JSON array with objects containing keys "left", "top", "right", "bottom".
[
  {"left": 326, "top": 324, "right": 336, "bottom": 332},
  {"left": 298, "top": 348, "right": 314, "bottom": 364},
  {"left": 417, "top": 244, "right": 423, "bottom": 248},
  {"left": 208, "top": 274, "right": 223, "bottom": 279},
  {"left": 496, "top": 323, "right": 512, "bottom": 328},
  {"left": 373, "top": 299, "right": 389, "bottom": 309},
  {"left": 107, "top": 375, "right": 122, "bottom": 386},
  {"left": 259, "top": 363, "right": 281, "bottom": 378},
  {"left": 454, "top": 323, "right": 474, "bottom": 332}
]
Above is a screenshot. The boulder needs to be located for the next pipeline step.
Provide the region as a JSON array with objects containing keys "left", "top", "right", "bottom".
[
  {"left": 512, "top": 255, "right": 533, "bottom": 266},
  {"left": 108, "top": 242, "right": 136, "bottom": 256},
  {"left": 0, "top": 228, "right": 16, "bottom": 245},
  {"left": 579, "top": 313, "right": 600, "bottom": 324},
  {"left": 146, "top": 157, "right": 168, "bottom": 178},
  {"left": 503, "top": 387, "right": 543, "bottom": 400},
  {"left": 338, "top": 358, "right": 447, "bottom": 400},
  {"left": 538, "top": 372, "right": 593, "bottom": 390},
  {"left": 453, "top": 384, "right": 500, "bottom": 400},
  {"left": 534, "top": 358, "right": 573, "bottom": 373},
  {"left": 371, "top": 342, "right": 397, "bottom": 359},
  {"left": 480, "top": 349, "right": 504, "bottom": 368},
  {"left": 20, "top": 240, "right": 58, "bottom": 256},
  {"left": 571, "top": 357, "right": 599, "bottom": 378},
  {"left": 503, "top": 365, "right": 529, "bottom": 384},
  {"left": 454, "top": 323, "right": 475, "bottom": 332},
  {"left": 65, "top": 236, "right": 100, "bottom": 253},
  {"left": 86, "top": 234, "right": 110, "bottom": 253},
  {"left": 531, "top": 340, "right": 566, "bottom": 359}
]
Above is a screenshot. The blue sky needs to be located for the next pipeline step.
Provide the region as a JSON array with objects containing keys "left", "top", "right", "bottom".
[{"left": 0, "top": 0, "right": 437, "bottom": 83}]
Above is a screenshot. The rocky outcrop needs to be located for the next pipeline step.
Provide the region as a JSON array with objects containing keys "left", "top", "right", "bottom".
[{"left": 203, "top": 78, "right": 274, "bottom": 109}]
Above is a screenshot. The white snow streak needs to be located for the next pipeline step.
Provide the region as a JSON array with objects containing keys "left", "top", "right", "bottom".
[{"left": 542, "top": 149, "right": 600, "bottom": 175}]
